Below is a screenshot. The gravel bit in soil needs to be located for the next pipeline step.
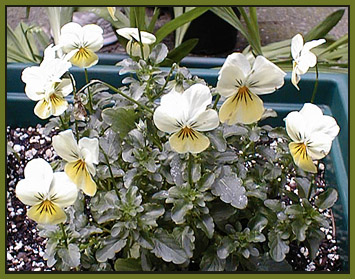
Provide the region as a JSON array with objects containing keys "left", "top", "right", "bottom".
[{"left": 6, "top": 125, "right": 343, "bottom": 271}]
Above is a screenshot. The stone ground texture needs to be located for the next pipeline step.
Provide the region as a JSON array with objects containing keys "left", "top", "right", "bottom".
[{"left": 7, "top": 6, "right": 348, "bottom": 55}]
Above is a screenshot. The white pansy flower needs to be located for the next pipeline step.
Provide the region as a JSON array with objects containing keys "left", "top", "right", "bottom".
[
  {"left": 285, "top": 103, "right": 339, "bottom": 173},
  {"left": 153, "top": 84, "right": 219, "bottom": 154},
  {"left": 16, "top": 158, "right": 78, "bottom": 225},
  {"left": 21, "top": 44, "right": 73, "bottom": 119},
  {"left": 291, "top": 34, "right": 326, "bottom": 90},
  {"left": 216, "top": 53, "right": 286, "bottom": 125},
  {"left": 116, "top": 27, "right": 156, "bottom": 59},
  {"left": 59, "top": 22, "right": 104, "bottom": 68},
  {"left": 52, "top": 130, "right": 99, "bottom": 196}
]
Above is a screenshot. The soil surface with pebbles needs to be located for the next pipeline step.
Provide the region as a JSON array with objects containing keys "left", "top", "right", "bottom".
[{"left": 6, "top": 125, "right": 343, "bottom": 272}]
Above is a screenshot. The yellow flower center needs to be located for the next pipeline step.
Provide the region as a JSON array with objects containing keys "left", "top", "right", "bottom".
[
  {"left": 37, "top": 200, "right": 56, "bottom": 215},
  {"left": 75, "top": 47, "right": 90, "bottom": 59},
  {"left": 232, "top": 86, "right": 254, "bottom": 104},
  {"left": 177, "top": 127, "right": 198, "bottom": 141},
  {"left": 293, "top": 142, "right": 308, "bottom": 159},
  {"left": 72, "top": 159, "right": 87, "bottom": 172},
  {"left": 49, "top": 93, "right": 63, "bottom": 105}
]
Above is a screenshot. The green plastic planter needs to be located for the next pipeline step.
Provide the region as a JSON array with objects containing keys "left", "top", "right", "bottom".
[{"left": 6, "top": 62, "right": 349, "bottom": 271}]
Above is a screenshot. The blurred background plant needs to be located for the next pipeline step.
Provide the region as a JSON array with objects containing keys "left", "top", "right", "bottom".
[{"left": 7, "top": 6, "right": 348, "bottom": 72}]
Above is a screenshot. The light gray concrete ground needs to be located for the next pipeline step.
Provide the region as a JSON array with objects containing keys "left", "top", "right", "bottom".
[{"left": 7, "top": 6, "right": 348, "bottom": 54}]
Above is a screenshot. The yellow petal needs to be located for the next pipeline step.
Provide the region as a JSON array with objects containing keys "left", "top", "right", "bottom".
[
  {"left": 27, "top": 201, "right": 67, "bottom": 225},
  {"left": 289, "top": 142, "right": 317, "bottom": 173},
  {"left": 65, "top": 160, "right": 97, "bottom": 196},
  {"left": 34, "top": 99, "right": 51, "bottom": 119},
  {"left": 70, "top": 47, "right": 98, "bottom": 68},
  {"left": 219, "top": 87, "right": 264, "bottom": 125},
  {"left": 169, "top": 128, "right": 210, "bottom": 154},
  {"left": 50, "top": 94, "right": 68, "bottom": 116}
]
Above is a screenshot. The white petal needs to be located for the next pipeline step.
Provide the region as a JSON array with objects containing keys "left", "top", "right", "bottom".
[
  {"left": 246, "top": 56, "right": 286, "bottom": 95},
  {"left": 284, "top": 111, "right": 306, "bottom": 142},
  {"left": 79, "top": 137, "right": 99, "bottom": 166},
  {"left": 303, "top": 39, "right": 326, "bottom": 52},
  {"left": 52, "top": 130, "right": 80, "bottom": 162},
  {"left": 56, "top": 78, "right": 73, "bottom": 97},
  {"left": 291, "top": 34, "right": 304, "bottom": 60},
  {"left": 49, "top": 172, "right": 78, "bottom": 207},
  {"left": 16, "top": 158, "right": 53, "bottom": 205},
  {"left": 297, "top": 51, "right": 317, "bottom": 73},
  {"left": 82, "top": 24, "right": 104, "bottom": 52},
  {"left": 306, "top": 133, "right": 333, "bottom": 160},
  {"left": 183, "top": 84, "right": 212, "bottom": 120},
  {"left": 191, "top": 109, "right": 219, "bottom": 131},
  {"left": 59, "top": 23, "right": 83, "bottom": 52},
  {"left": 153, "top": 106, "right": 181, "bottom": 133},
  {"left": 158, "top": 91, "right": 186, "bottom": 124},
  {"left": 34, "top": 99, "right": 52, "bottom": 119},
  {"left": 117, "top": 28, "right": 156, "bottom": 44},
  {"left": 216, "top": 53, "right": 250, "bottom": 97},
  {"left": 291, "top": 61, "right": 301, "bottom": 90}
]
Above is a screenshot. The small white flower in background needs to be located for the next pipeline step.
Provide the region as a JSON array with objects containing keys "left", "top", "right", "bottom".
[
  {"left": 284, "top": 103, "right": 339, "bottom": 173},
  {"left": 16, "top": 158, "right": 78, "bottom": 225},
  {"left": 116, "top": 27, "right": 156, "bottom": 59},
  {"left": 291, "top": 34, "right": 326, "bottom": 90},
  {"left": 153, "top": 84, "right": 219, "bottom": 154},
  {"left": 59, "top": 22, "right": 104, "bottom": 68},
  {"left": 52, "top": 130, "right": 99, "bottom": 196},
  {"left": 216, "top": 53, "right": 286, "bottom": 125},
  {"left": 21, "top": 44, "right": 73, "bottom": 119}
]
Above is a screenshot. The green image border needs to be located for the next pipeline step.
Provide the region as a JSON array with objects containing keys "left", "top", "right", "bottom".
[{"left": 2, "top": 1, "right": 352, "bottom": 279}]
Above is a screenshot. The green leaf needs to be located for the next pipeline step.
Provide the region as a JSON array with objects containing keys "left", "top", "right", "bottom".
[
  {"left": 264, "top": 199, "right": 283, "bottom": 212},
  {"left": 315, "top": 188, "right": 338, "bottom": 209},
  {"left": 295, "top": 177, "right": 312, "bottom": 199},
  {"left": 200, "top": 247, "right": 226, "bottom": 271},
  {"left": 207, "top": 128, "right": 227, "bottom": 152},
  {"left": 140, "top": 203, "right": 165, "bottom": 227},
  {"left": 248, "top": 214, "right": 268, "bottom": 232},
  {"left": 114, "top": 258, "right": 141, "bottom": 271},
  {"left": 96, "top": 238, "right": 127, "bottom": 262},
  {"left": 305, "top": 228, "right": 325, "bottom": 260},
  {"left": 154, "top": 7, "right": 210, "bottom": 44},
  {"left": 249, "top": 254, "right": 292, "bottom": 271},
  {"left": 99, "top": 129, "right": 121, "bottom": 164},
  {"left": 57, "top": 244, "right": 80, "bottom": 268},
  {"left": 171, "top": 200, "right": 193, "bottom": 225},
  {"left": 268, "top": 233, "right": 289, "bottom": 262},
  {"left": 291, "top": 219, "right": 308, "bottom": 242},
  {"left": 102, "top": 107, "right": 137, "bottom": 139},
  {"left": 211, "top": 173, "right": 248, "bottom": 209},
  {"left": 162, "top": 38, "right": 199, "bottom": 66},
  {"left": 197, "top": 172, "right": 215, "bottom": 192},
  {"left": 304, "top": 9, "right": 345, "bottom": 41},
  {"left": 196, "top": 214, "right": 215, "bottom": 239},
  {"left": 217, "top": 237, "right": 236, "bottom": 259},
  {"left": 77, "top": 7, "right": 129, "bottom": 29},
  {"left": 147, "top": 7, "right": 160, "bottom": 33},
  {"left": 172, "top": 226, "right": 195, "bottom": 258},
  {"left": 151, "top": 229, "right": 189, "bottom": 264}
]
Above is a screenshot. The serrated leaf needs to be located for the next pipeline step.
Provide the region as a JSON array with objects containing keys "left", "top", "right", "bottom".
[
  {"left": 57, "top": 244, "right": 80, "bottom": 268},
  {"left": 291, "top": 219, "right": 308, "bottom": 242},
  {"left": 268, "top": 233, "right": 289, "bottom": 262},
  {"left": 248, "top": 214, "right": 268, "bottom": 232},
  {"left": 102, "top": 107, "right": 137, "bottom": 139},
  {"left": 196, "top": 214, "right": 215, "bottom": 239},
  {"left": 197, "top": 172, "right": 215, "bottom": 192},
  {"left": 151, "top": 229, "right": 188, "bottom": 264},
  {"left": 200, "top": 248, "right": 226, "bottom": 271},
  {"left": 171, "top": 201, "right": 193, "bottom": 224},
  {"left": 315, "top": 188, "right": 338, "bottom": 209},
  {"left": 217, "top": 237, "right": 236, "bottom": 259},
  {"left": 207, "top": 129, "right": 227, "bottom": 152},
  {"left": 114, "top": 258, "right": 141, "bottom": 271},
  {"left": 140, "top": 203, "right": 165, "bottom": 226},
  {"left": 173, "top": 226, "right": 195, "bottom": 258},
  {"left": 211, "top": 174, "right": 248, "bottom": 209},
  {"left": 96, "top": 238, "right": 127, "bottom": 262}
]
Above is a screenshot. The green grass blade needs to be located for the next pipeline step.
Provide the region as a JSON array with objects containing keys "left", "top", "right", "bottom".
[
  {"left": 304, "top": 9, "right": 345, "bottom": 41},
  {"left": 147, "top": 7, "right": 160, "bottom": 33},
  {"left": 154, "top": 7, "right": 210, "bottom": 45}
]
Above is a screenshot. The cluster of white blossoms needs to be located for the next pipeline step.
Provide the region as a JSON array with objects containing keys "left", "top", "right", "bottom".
[{"left": 16, "top": 20, "right": 340, "bottom": 227}]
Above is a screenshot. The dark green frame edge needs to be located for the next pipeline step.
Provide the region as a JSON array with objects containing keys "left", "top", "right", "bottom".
[{"left": 2, "top": 1, "right": 352, "bottom": 279}]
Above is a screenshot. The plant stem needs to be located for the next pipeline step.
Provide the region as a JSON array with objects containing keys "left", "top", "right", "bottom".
[
  {"left": 154, "top": 64, "right": 176, "bottom": 101},
  {"left": 60, "top": 223, "right": 68, "bottom": 248},
  {"left": 96, "top": 80, "right": 154, "bottom": 114},
  {"left": 212, "top": 94, "right": 221, "bottom": 110},
  {"left": 84, "top": 68, "right": 94, "bottom": 113},
  {"left": 134, "top": 8, "right": 145, "bottom": 59},
  {"left": 307, "top": 174, "right": 316, "bottom": 200},
  {"left": 68, "top": 74, "right": 80, "bottom": 142},
  {"left": 310, "top": 64, "right": 319, "bottom": 104},
  {"left": 100, "top": 145, "right": 119, "bottom": 197},
  {"left": 188, "top": 153, "right": 193, "bottom": 186}
]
